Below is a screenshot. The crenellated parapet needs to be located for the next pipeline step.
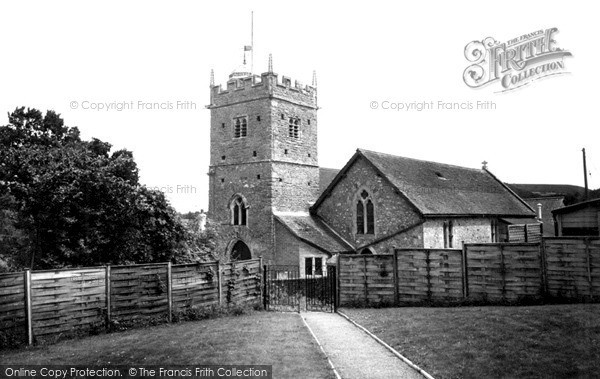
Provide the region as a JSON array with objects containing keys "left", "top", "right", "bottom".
[{"left": 208, "top": 72, "right": 317, "bottom": 109}]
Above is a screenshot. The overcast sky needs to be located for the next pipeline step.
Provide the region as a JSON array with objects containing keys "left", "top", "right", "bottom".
[{"left": 1, "top": 1, "right": 598, "bottom": 212}]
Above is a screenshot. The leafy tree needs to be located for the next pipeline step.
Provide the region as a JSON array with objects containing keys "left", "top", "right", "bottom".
[{"left": 0, "top": 107, "right": 207, "bottom": 271}]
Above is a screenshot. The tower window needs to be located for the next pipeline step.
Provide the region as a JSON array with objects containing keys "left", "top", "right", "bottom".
[
  {"left": 356, "top": 189, "right": 375, "bottom": 235},
  {"left": 221, "top": 155, "right": 226, "bottom": 160},
  {"left": 308, "top": 153, "right": 311, "bottom": 157},
  {"left": 284, "top": 149, "right": 288, "bottom": 155},
  {"left": 221, "top": 123, "right": 225, "bottom": 128},
  {"left": 257, "top": 174, "right": 261, "bottom": 179},
  {"left": 281, "top": 114, "right": 285, "bottom": 120},
  {"left": 288, "top": 118, "right": 299, "bottom": 138},
  {"left": 307, "top": 119, "right": 311, "bottom": 125},
  {"left": 230, "top": 195, "right": 248, "bottom": 226},
  {"left": 256, "top": 116, "right": 261, "bottom": 121},
  {"left": 234, "top": 116, "right": 248, "bottom": 138},
  {"left": 253, "top": 151, "right": 257, "bottom": 157},
  {"left": 220, "top": 178, "right": 225, "bottom": 183}
]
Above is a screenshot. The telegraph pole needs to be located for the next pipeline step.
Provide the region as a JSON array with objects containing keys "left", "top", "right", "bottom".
[{"left": 583, "top": 148, "right": 589, "bottom": 200}]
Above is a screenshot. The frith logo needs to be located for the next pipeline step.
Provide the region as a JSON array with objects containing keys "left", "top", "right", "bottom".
[{"left": 463, "top": 28, "right": 572, "bottom": 92}]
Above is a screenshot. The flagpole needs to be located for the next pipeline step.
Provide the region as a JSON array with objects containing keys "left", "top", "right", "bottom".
[{"left": 251, "top": 11, "right": 254, "bottom": 74}]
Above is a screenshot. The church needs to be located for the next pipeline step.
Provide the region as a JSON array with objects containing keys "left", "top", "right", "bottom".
[{"left": 206, "top": 56, "right": 538, "bottom": 276}]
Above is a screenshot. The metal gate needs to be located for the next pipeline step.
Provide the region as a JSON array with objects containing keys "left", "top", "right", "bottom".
[{"left": 263, "top": 265, "right": 336, "bottom": 312}]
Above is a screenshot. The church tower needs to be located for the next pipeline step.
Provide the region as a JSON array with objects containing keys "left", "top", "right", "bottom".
[{"left": 207, "top": 57, "right": 319, "bottom": 263}]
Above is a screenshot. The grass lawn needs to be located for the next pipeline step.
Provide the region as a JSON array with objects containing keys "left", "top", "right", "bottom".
[
  {"left": 1, "top": 311, "right": 336, "bottom": 379},
  {"left": 342, "top": 304, "right": 600, "bottom": 379}
]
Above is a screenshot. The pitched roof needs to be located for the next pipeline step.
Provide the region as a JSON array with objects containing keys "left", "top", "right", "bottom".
[
  {"left": 275, "top": 213, "right": 352, "bottom": 254},
  {"left": 319, "top": 167, "right": 339, "bottom": 195},
  {"left": 552, "top": 198, "right": 600, "bottom": 215},
  {"left": 313, "top": 149, "right": 535, "bottom": 217}
]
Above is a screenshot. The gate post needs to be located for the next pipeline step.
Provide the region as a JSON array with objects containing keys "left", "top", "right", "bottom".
[
  {"left": 262, "top": 263, "right": 268, "bottom": 310},
  {"left": 336, "top": 255, "right": 341, "bottom": 310}
]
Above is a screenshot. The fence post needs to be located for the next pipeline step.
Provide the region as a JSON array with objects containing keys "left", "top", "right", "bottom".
[
  {"left": 585, "top": 238, "right": 592, "bottom": 297},
  {"left": 336, "top": 254, "right": 341, "bottom": 310},
  {"left": 500, "top": 244, "right": 506, "bottom": 301},
  {"left": 461, "top": 242, "right": 468, "bottom": 299},
  {"left": 167, "top": 262, "right": 172, "bottom": 323},
  {"left": 540, "top": 239, "right": 548, "bottom": 297},
  {"left": 105, "top": 265, "right": 111, "bottom": 327},
  {"left": 363, "top": 255, "right": 368, "bottom": 305},
  {"left": 24, "top": 269, "right": 33, "bottom": 346},
  {"left": 392, "top": 249, "right": 399, "bottom": 306},
  {"left": 259, "top": 257, "right": 264, "bottom": 309},
  {"left": 425, "top": 249, "right": 432, "bottom": 301},
  {"left": 262, "top": 264, "right": 268, "bottom": 311},
  {"left": 217, "top": 261, "right": 222, "bottom": 306}
]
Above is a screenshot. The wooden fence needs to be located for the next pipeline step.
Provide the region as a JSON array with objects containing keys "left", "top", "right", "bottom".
[
  {"left": 0, "top": 258, "right": 262, "bottom": 346},
  {"left": 338, "top": 237, "right": 600, "bottom": 307},
  {"left": 543, "top": 237, "right": 600, "bottom": 298}
]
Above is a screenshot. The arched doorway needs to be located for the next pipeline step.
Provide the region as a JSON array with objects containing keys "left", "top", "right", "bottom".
[
  {"left": 230, "top": 240, "right": 252, "bottom": 261},
  {"left": 360, "top": 248, "right": 374, "bottom": 255}
]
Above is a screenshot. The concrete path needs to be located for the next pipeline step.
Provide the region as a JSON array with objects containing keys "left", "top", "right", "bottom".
[{"left": 302, "top": 312, "right": 426, "bottom": 379}]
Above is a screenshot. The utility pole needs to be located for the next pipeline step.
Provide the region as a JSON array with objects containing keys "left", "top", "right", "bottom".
[{"left": 583, "top": 148, "right": 589, "bottom": 201}]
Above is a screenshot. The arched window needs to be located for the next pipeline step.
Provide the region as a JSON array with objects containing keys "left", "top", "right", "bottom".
[
  {"left": 231, "top": 240, "right": 251, "bottom": 261},
  {"left": 360, "top": 248, "right": 374, "bottom": 255},
  {"left": 356, "top": 189, "right": 375, "bottom": 235},
  {"left": 230, "top": 195, "right": 247, "bottom": 226}
]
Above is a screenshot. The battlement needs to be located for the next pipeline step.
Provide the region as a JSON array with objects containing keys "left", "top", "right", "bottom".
[{"left": 208, "top": 72, "right": 317, "bottom": 109}]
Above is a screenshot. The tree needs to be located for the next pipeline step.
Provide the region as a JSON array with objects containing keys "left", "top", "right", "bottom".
[{"left": 0, "top": 107, "right": 197, "bottom": 270}]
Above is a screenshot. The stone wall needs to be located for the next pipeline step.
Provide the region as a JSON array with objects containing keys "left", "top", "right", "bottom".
[
  {"left": 360, "top": 224, "right": 424, "bottom": 254},
  {"left": 315, "top": 155, "right": 423, "bottom": 248},
  {"left": 423, "top": 218, "right": 492, "bottom": 248}
]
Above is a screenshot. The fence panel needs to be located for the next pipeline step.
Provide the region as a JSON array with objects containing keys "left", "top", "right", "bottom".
[
  {"left": 363, "top": 255, "right": 395, "bottom": 304},
  {"left": 427, "top": 249, "right": 464, "bottom": 301},
  {"left": 110, "top": 264, "right": 168, "bottom": 322},
  {"left": 0, "top": 273, "right": 26, "bottom": 344},
  {"left": 501, "top": 244, "right": 543, "bottom": 300},
  {"left": 171, "top": 262, "right": 219, "bottom": 312},
  {"left": 466, "top": 245, "right": 505, "bottom": 301},
  {"left": 544, "top": 238, "right": 596, "bottom": 298},
  {"left": 338, "top": 255, "right": 370, "bottom": 306},
  {"left": 220, "top": 259, "right": 261, "bottom": 306},
  {"left": 396, "top": 250, "right": 430, "bottom": 303},
  {"left": 30, "top": 268, "right": 106, "bottom": 337}
]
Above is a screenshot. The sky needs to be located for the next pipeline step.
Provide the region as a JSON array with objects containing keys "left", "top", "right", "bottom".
[{"left": 1, "top": 1, "right": 598, "bottom": 213}]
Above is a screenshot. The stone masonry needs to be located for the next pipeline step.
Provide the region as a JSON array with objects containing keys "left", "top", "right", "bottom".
[{"left": 207, "top": 72, "right": 319, "bottom": 263}]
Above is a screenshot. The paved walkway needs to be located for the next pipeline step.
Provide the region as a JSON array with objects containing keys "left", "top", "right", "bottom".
[{"left": 302, "top": 312, "right": 425, "bottom": 379}]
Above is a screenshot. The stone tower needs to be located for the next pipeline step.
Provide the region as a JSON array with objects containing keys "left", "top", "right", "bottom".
[{"left": 207, "top": 60, "right": 319, "bottom": 263}]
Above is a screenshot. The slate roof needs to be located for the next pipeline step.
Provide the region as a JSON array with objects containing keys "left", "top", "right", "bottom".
[
  {"left": 319, "top": 167, "right": 339, "bottom": 195},
  {"left": 313, "top": 149, "right": 536, "bottom": 217},
  {"left": 275, "top": 213, "right": 352, "bottom": 254}
]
